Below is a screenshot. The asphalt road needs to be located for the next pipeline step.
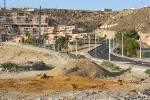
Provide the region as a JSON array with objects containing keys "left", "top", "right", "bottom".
[{"left": 88, "top": 43, "right": 150, "bottom": 68}]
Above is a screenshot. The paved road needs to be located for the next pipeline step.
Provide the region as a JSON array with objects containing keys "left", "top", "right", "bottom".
[{"left": 88, "top": 43, "right": 150, "bottom": 68}]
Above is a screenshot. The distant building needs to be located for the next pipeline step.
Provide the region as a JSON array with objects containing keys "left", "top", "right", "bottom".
[
  {"left": 102, "top": 8, "right": 112, "bottom": 12},
  {"left": 12, "top": 35, "right": 24, "bottom": 43},
  {"left": 0, "top": 9, "right": 89, "bottom": 44},
  {"left": 0, "top": 34, "right": 8, "bottom": 42}
]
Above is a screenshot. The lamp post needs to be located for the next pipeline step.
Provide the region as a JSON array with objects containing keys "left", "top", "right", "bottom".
[
  {"left": 107, "top": 25, "right": 111, "bottom": 62},
  {"left": 113, "top": 35, "right": 115, "bottom": 48},
  {"left": 139, "top": 33, "right": 142, "bottom": 59},
  {"left": 95, "top": 33, "right": 97, "bottom": 57},
  {"left": 109, "top": 36, "right": 111, "bottom": 62},
  {"left": 76, "top": 39, "right": 78, "bottom": 57},
  {"left": 121, "top": 32, "right": 124, "bottom": 57},
  {"left": 88, "top": 35, "right": 91, "bottom": 51},
  {"left": 137, "top": 23, "right": 144, "bottom": 60}
]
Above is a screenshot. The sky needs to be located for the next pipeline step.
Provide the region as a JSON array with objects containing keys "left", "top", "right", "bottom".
[{"left": 0, "top": 0, "right": 150, "bottom": 11}]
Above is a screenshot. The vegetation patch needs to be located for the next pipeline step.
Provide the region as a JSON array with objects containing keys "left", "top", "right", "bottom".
[
  {"left": 0, "top": 62, "right": 22, "bottom": 72},
  {"left": 145, "top": 69, "right": 150, "bottom": 77},
  {"left": 115, "top": 29, "right": 140, "bottom": 57},
  {"left": 101, "top": 61, "right": 122, "bottom": 72}
]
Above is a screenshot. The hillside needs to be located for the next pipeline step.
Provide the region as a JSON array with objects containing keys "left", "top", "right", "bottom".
[
  {"left": 23, "top": 8, "right": 115, "bottom": 32},
  {"left": 99, "top": 7, "right": 150, "bottom": 47},
  {"left": 0, "top": 42, "right": 71, "bottom": 66},
  {"left": 105, "top": 7, "right": 150, "bottom": 33},
  {"left": 43, "top": 9, "right": 116, "bottom": 32}
]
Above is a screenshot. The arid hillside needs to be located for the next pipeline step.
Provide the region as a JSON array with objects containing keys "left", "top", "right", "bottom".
[
  {"left": 105, "top": 7, "right": 150, "bottom": 33},
  {"left": 0, "top": 42, "right": 71, "bottom": 66},
  {"left": 99, "top": 7, "right": 150, "bottom": 46},
  {"left": 35, "top": 9, "right": 116, "bottom": 32}
]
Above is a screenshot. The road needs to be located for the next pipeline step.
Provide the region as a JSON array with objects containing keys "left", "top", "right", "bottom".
[{"left": 88, "top": 43, "right": 150, "bottom": 68}]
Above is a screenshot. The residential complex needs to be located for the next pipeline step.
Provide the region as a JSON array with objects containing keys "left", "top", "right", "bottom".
[{"left": 0, "top": 9, "right": 89, "bottom": 44}]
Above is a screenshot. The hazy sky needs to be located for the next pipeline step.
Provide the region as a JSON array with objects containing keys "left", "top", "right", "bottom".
[{"left": 0, "top": 0, "right": 150, "bottom": 10}]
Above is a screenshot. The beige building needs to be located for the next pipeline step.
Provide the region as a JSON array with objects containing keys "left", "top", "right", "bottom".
[
  {"left": 12, "top": 12, "right": 48, "bottom": 35},
  {"left": 47, "top": 34, "right": 58, "bottom": 44},
  {"left": 55, "top": 25, "right": 75, "bottom": 35},
  {"left": 12, "top": 35, "right": 24, "bottom": 43},
  {"left": 0, "top": 10, "right": 89, "bottom": 44}
]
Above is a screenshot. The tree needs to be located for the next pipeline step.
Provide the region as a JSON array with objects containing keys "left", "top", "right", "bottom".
[
  {"left": 70, "top": 39, "right": 85, "bottom": 46},
  {"left": 55, "top": 36, "right": 69, "bottom": 51},
  {"left": 115, "top": 29, "right": 139, "bottom": 57},
  {"left": 124, "top": 37, "right": 139, "bottom": 57},
  {"left": 24, "top": 37, "right": 36, "bottom": 45}
]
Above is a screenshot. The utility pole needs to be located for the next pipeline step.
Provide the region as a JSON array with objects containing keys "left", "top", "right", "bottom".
[
  {"left": 137, "top": 23, "right": 144, "bottom": 60},
  {"left": 95, "top": 33, "right": 97, "bottom": 57},
  {"left": 88, "top": 34, "right": 91, "bottom": 51},
  {"left": 140, "top": 33, "right": 142, "bottom": 59},
  {"left": 108, "top": 25, "right": 111, "bottom": 62},
  {"left": 39, "top": 6, "right": 42, "bottom": 36},
  {"left": 121, "top": 32, "right": 124, "bottom": 57},
  {"left": 109, "top": 36, "right": 111, "bottom": 62},
  {"left": 76, "top": 39, "right": 78, "bottom": 57},
  {"left": 113, "top": 32, "right": 115, "bottom": 48},
  {"left": 38, "top": 6, "right": 42, "bottom": 46}
]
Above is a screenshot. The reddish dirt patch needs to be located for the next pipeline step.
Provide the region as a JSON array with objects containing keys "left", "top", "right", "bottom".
[{"left": 0, "top": 76, "right": 136, "bottom": 93}]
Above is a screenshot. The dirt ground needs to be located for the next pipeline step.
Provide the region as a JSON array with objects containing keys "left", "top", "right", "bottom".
[
  {"left": 0, "top": 42, "right": 71, "bottom": 66},
  {"left": 49, "top": 59, "right": 111, "bottom": 78},
  {"left": 0, "top": 75, "right": 136, "bottom": 94}
]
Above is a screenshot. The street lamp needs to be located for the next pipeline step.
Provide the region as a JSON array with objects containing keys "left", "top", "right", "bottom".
[
  {"left": 75, "top": 39, "right": 78, "bottom": 57},
  {"left": 112, "top": 32, "right": 116, "bottom": 48},
  {"left": 107, "top": 25, "right": 111, "bottom": 62},
  {"left": 139, "top": 34, "right": 142, "bottom": 59},
  {"left": 95, "top": 33, "right": 97, "bottom": 57},
  {"left": 121, "top": 32, "right": 124, "bottom": 57},
  {"left": 137, "top": 23, "right": 144, "bottom": 60},
  {"left": 109, "top": 35, "right": 111, "bottom": 62},
  {"left": 88, "top": 34, "right": 91, "bottom": 51}
]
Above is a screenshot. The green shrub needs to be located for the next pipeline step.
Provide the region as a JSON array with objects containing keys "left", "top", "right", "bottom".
[
  {"left": 55, "top": 36, "right": 69, "bottom": 51},
  {"left": 70, "top": 39, "right": 85, "bottom": 46},
  {"left": 1, "top": 62, "right": 18, "bottom": 72},
  {"left": 145, "top": 69, "right": 150, "bottom": 76},
  {"left": 115, "top": 29, "right": 139, "bottom": 57},
  {"left": 24, "top": 37, "right": 36, "bottom": 45},
  {"left": 101, "top": 61, "right": 122, "bottom": 71}
]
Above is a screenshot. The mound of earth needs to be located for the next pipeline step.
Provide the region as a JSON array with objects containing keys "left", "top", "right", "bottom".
[
  {"left": 0, "top": 42, "right": 71, "bottom": 66},
  {"left": 49, "top": 59, "right": 111, "bottom": 78}
]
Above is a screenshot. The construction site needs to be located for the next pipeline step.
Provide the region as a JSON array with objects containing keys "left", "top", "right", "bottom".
[
  {"left": 0, "top": 42, "right": 149, "bottom": 100},
  {"left": 0, "top": 0, "right": 150, "bottom": 100}
]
